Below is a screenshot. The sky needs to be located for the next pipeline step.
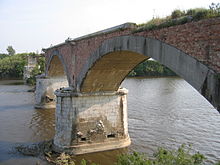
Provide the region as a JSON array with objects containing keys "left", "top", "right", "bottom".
[{"left": 0, "top": 0, "right": 219, "bottom": 53}]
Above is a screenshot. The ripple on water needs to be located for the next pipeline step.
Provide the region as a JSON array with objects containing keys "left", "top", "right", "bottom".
[
  {"left": 0, "top": 78, "right": 220, "bottom": 165},
  {"left": 122, "top": 78, "right": 220, "bottom": 164}
]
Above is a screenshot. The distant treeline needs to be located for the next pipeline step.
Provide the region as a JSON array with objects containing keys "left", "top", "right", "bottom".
[
  {"left": 0, "top": 52, "right": 44, "bottom": 80},
  {"left": 128, "top": 60, "right": 177, "bottom": 77},
  {"left": 0, "top": 52, "right": 176, "bottom": 79},
  {"left": 0, "top": 53, "right": 28, "bottom": 79}
]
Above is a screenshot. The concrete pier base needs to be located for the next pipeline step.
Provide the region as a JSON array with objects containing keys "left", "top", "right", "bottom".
[
  {"left": 35, "top": 76, "right": 68, "bottom": 109},
  {"left": 53, "top": 88, "right": 131, "bottom": 155}
]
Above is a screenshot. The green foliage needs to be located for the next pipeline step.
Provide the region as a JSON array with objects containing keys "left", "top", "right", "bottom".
[
  {"left": 192, "top": 8, "right": 211, "bottom": 20},
  {"left": 153, "top": 144, "right": 206, "bottom": 165},
  {"left": 128, "top": 60, "right": 177, "bottom": 77},
  {"left": 171, "top": 9, "right": 185, "bottom": 19},
  {"left": 6, "top": 46, "right": 16, "bottom": 56},
  {"left": 116, "top": 151, "right": 151, "bottom": 165},
  {"left": 0, "top": 53, "right": 27, "bottom": 78},
  {"left": 134, "top": 3, "right": 220, "bottom": 33},
  {"left": 0, "top": 51, "right": 45, "bottom": 81},
  {"left": 45, "top": 145, "right": 220, "bottom": 165},
  {"left": 0, "top": 53, "right": 7, "bottom": 59},
  {"left": 116, "top": 144, "right": 207, "bottom": 165},
  {"left": 80, "top": 159, "right": 98, "bottom": 165}
]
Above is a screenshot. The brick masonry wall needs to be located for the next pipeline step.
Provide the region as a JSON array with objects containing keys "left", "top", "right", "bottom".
[
  {"left": 135, "top": 17, "right": 220, "bottom": 72},
  {"left": 45, "top": 17, "right": 220, "bottom": 87}
]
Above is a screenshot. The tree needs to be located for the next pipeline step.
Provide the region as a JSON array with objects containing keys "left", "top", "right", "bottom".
[{"left": 6, "top": 46, "right": 16, "bottom": 56}]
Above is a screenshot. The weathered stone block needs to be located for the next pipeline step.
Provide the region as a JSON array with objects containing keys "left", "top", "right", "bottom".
[
  {"left": 35, "top": 77, "right": 68, "bottom": 109},
  {"left": 53, "top": 88, "right": 130, "bottom": 154}
]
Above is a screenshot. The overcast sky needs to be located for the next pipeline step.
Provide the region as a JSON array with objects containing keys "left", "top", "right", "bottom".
[{"left": 0, "top": 0, "right": 219, "bottom": 53}]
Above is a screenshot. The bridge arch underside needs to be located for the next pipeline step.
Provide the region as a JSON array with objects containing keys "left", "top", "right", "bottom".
[
  {"left": 35, "top": 54, "right": 69, "bottom": 109},
  {"left": 47, "top": 55, "right": 67, "bottom": 78},
  {"left": 79, "top": 36, "right": 220, "bottom": 111},
  {"left": 81, "top": 51, "right": 148, "bottom": 92}
]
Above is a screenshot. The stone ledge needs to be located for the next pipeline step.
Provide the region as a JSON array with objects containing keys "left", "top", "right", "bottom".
[
  {"left": 52, "top": 136, "right": 131, "bottom": 155},
  {"left": 73, "top": 23, "right": 137, "bottom": 42},
  {"left": 55, "top": 88, "right": 128, "bottom": 97},
  {"left": 43, "top": 23, "right": 137, "bottom": 51}
]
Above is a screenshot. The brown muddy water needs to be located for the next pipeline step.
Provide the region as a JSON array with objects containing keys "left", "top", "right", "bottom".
[{"left": 0, "top": 78, "right": 219, "bottom": 165}]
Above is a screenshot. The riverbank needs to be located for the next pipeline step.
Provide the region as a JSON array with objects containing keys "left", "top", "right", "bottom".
[{"left": 0, "top": 79, "right": 24, "bottom": 85}]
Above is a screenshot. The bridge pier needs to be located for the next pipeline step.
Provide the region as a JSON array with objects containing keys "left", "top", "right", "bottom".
[
  {"left": 35, "top": 75, "right": 68, "bottom": 109},
  {"left": 53, "top": 88, "right": 131, "bottom": 155}
]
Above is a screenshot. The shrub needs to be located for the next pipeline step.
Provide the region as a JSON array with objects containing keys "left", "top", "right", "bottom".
[
  {"left": 116, "top": 144, "right": 206, "bottom": 165},
  {"left": 0, "top": 53, "right": 27, "bottom": 79},
  {"left": 193, "top": 9, "right": 210, "bottom": 20},
  {"left": 171, "top": 9, "right": 185, "bottom": 19},
  {"left": 45, "top": 145, "right": 220, "bottom": 165},
  {"left": 133, "top": 3, "right": 220, "bottom": 33}
]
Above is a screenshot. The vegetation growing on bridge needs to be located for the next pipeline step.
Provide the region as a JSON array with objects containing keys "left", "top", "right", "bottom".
[
  {"left": 128, "top": 60, "right": 177, "bottom": 77},
  {"left": 134, "top": 3, "right": 220, "bottom": 32}
]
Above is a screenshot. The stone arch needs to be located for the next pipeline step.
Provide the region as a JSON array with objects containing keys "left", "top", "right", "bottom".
[
  {"left": 80, "top": 50, "right": 149, "bottom": 92},
  {"left": 78, "top": 36, "right": 219, "bottom": 110},
  {"left": 79, "top": 36, "right": 210, "bottom": 92},
  {"left": 34, "top": 50, "right": 69, "bottom": 109},
  {"left": 46, "top": 50, "right": 68, "bottom": 79}
]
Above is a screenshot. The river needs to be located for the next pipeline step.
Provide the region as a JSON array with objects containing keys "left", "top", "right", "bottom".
[{"left": 0, "top": 78, "right": 219, "bottom": 165}]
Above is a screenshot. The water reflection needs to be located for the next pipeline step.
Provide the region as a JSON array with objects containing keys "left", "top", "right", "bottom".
[{"left": 29, "top": 108, "right": 55, "bottom": 142}]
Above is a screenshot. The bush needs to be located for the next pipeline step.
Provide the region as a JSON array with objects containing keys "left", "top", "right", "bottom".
[
  {"left": 0, "top": 53, "right": 7, "bottom": 59},
  {"left": 0, "top": 53, "right": 27, "bottom": 79},
  {"left": 116, "top": 144, "right": 206, "bottom": 165},
  {"left": 171, "top": 9, "right": 185, "bottom": 19},
  {"left": 193, "top": 9, "right": 210, "bottom": 20},
  {"left": 134, "top": 3, "right": 220, "bottom": 33},
  {"left": 45, "top": 145, "right": 220, "bottom": 165}
]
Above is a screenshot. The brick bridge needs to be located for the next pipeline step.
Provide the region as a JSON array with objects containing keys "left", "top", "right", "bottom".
[{"left": 36, "top": 17, "right": 220, "bottom": 154}]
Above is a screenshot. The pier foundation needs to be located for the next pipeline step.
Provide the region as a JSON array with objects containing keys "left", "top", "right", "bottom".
[
  {"left": 53, "top": 88, "right": 131, "bottom": 154},
  {"left": 35, "top": 76, "right": 68, "bottom": 109}
]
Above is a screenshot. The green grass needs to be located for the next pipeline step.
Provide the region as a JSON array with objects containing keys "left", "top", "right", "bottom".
[{"left": 133, "top": 3, "right": 220, "bottom": 33}]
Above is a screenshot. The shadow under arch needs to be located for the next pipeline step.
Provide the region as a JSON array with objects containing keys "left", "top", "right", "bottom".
[
  {"left": 34, "top": 50, "right": 69, "bottom": 109},
  {"left": 46, "top": 50, "right": 69, "bottom": 81},
  {"left": 78, "top": 35, "right": 219, "bottom": 111}
]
